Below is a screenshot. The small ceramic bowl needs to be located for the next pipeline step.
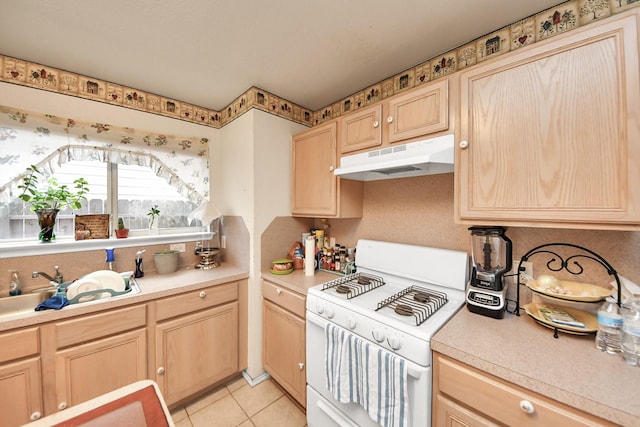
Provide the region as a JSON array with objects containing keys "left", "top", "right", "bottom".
[{"left": 271, "top": 258, "right": 293, "bottom": 275}]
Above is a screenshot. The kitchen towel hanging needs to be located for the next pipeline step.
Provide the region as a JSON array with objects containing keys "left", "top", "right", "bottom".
[{"left": 325, "top": 323, "right": 409, "bottom": 427}]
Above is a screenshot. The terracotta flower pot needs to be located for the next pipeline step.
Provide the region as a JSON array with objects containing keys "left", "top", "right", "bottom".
[{"left": 115, "top": 229, "right": 129, "bottom": 238}]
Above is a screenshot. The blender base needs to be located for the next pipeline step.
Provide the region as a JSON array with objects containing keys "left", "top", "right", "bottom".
[{"left": 466, "top": 302, "right": 506, "bottom": 319}]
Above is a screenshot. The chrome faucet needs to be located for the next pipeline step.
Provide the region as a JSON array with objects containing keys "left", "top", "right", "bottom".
[{"left": 32, "top": 265, "right": 64, "bottom": 285}]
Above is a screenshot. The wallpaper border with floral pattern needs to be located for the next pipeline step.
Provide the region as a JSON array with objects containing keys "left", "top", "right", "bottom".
[{"left": 0, "top": 0, "right": 637, "bottom": 130}]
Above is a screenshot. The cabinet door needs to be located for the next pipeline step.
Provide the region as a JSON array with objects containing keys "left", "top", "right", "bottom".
[
  {"left": 457, "top": 12, "right": 640, "bottom": 229},
  {"left": 54, "top": 328, "right": 147, "bottom": 410},
  {"left": 0, "top": 358, "right": 43, "bottom": 426},
  {"left": 155, "top": 302, "right": 238, "bottom": 406},
  {"left": 385, "top": 78, "right": 449, "bottom": 144},
  {"left": 262, "top": 300, "right": 306, "bottom": 407},
  {"left": 434, "top": 394, "right": 499, "bottom": 427},
  {"left": 340, "top": 104, "right": 382, "bottom": 154},
  {"left": 292, "top": 121, "right": 339, "bottom": 216}
]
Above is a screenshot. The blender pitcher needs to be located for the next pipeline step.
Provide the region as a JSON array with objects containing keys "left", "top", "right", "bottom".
[{"left": 469, "top": 226, "right": 512, "bottom": 291}]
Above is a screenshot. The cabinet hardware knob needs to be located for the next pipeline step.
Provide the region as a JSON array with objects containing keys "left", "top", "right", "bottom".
[
  {"left": 329, "top": 165, "right": 335, "bottom": 171},
  {"left": 276, "top": 288, "right": 282, "bottom": 295},
  {"left": 387, "top": 116, "right": 394, "bottom": 124},
  {"left": 298, "top": 362, "right": 305, "bottom": 370},
  {"left": 30, "top": 412, "right": 41, "bottom": 421},
  {"left": 519, "top": 400, "right": 535, "bottom": 414},
  {"left": 373, "top": 120, "right": 379, "bottom": 128},
  {"left": 199, "top": 291, "right": 206, "bottom": 298},
  {"left": 58, "top": 402, "right": 67, "bottom": 410},
  {"left": 459, "top": 140, "right": 469, "bottom": 149},
  {"left": 157, "top": 367, "right": 165, "bottom": 375}
]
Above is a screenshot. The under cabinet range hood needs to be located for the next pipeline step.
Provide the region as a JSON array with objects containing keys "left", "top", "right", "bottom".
[{"left": 333, "top": 133, "right": 455, "bottom": 181}]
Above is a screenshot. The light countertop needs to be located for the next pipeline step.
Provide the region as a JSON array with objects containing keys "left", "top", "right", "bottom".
[
  {"left": 0, "top": 264, "right": 249, "bottom": 332},
  {"left": 261, "top": 268, "right": 339, "bottom": 295},
  {"left": 432, "top": 307, "right": 640, "bottom": 426}
]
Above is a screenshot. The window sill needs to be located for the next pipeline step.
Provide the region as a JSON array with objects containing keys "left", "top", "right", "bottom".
[{"left": 0, "top": 232, "right": 214, "bottom": 259}]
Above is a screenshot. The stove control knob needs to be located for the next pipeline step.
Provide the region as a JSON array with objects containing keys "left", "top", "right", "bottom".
[
  {"left": 372, "top": 329, "right": 385, "bottom": 343},
  {"left": 315, "top": 303, "right": 324, "bottom": 315},
  {"left": 387, "top": 335, "right": 402, "bottom": 350},
  {"left": 347, "top": 318, "right": 357, "bottom": 329},
  {"left": 325, "top": 306, "right": 335, "bottom": 319}
]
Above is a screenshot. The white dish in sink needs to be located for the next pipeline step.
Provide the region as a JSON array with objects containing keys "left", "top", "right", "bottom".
[{"left": 66, "top": 270, "right": 126, "bottom": 303}]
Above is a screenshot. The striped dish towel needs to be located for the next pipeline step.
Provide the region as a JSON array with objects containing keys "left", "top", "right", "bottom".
[{"left": 325, "top": 323, "right": 409, "bottom": 427}]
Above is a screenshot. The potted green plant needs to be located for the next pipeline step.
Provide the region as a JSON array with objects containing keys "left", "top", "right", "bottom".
[
  {"left": 18, "top": 165, "right": 90, "bottom": 242},
  {"left": 115, "top": 217, "right": 129, "bottom": 238}
]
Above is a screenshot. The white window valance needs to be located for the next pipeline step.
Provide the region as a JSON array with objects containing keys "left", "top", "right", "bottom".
[{"left": 0, "top": 105, "right": 209, "bottom": 204}]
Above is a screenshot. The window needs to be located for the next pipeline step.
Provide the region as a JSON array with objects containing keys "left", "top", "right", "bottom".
[
  {"left": 2, "top": 160, "right": 202, "bottom": 241},
  {"left": 0, "top": 103, "right": 212, "bottom": 246}
]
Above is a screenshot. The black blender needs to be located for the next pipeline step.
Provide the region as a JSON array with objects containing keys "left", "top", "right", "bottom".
[{"left": 466, "top": 226, "right": 512, "bottom": 318}]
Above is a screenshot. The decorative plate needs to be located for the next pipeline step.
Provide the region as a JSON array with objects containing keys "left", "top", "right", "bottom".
[
  {"left": 526, "top": 279, "right": 610, "bottom": 302},
  {"left": 523, "top": 303, "right": 597, "bottom": 335},
  {"left": 270, "top": 268, "right": 294, "bottom": 275}
]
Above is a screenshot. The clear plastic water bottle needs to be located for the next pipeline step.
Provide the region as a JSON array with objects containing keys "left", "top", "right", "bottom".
[
  {"left": 595, "top": 297, "right": 622, "bottom": 354},
  {"left": 621, "top": 299, "right": 640, "bottom": 366}
]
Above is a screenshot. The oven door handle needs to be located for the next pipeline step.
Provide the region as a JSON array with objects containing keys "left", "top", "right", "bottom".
[
  {"left": 408, "top": 367, "right": 422, "bottom": 379},
  {"left": 317, "top": 400, "right": 360, "bottom": 427}
]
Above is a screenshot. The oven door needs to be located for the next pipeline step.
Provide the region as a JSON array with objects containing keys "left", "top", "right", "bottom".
[{"left": 306, "top": 311, "right": 432, "bottom": 427}]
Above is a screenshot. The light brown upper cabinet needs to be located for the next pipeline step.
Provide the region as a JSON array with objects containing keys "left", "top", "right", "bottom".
[
  {"left": 292, "top": 121, "right": 363, "bottom": 218},
  {"left": 340, "top": 78, "right": 450, "bottom": 155},
  {"left": 456, "top": 10, "right": 640, "bottom": 230}
]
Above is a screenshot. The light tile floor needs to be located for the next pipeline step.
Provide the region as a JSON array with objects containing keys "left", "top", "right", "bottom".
[{"left": 170, "top": 376, "right": 307, "bottom": 427}]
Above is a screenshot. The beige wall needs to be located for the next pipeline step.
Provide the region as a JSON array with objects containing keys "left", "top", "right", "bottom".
[
  {"left": 270, "top": 173, "right": 640, "bottom": 286},
  {"left": 217, "top": 109, "right": 307, "bottom": 379}
]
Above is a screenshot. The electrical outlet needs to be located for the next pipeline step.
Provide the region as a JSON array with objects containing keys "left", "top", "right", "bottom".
[
  {"left": 221, "top": 235, "right": 226, "bottom": 249},
  {"left": 506, "top": 259, "right": 533, "bottom": 287},
  {"left": 170, "top": 243, "right": 186, "bottom": 253}
]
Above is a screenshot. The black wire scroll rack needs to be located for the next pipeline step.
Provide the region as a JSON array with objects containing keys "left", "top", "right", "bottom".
[{"left": 511, "top": 243, "right": 622, "bottom": 325}]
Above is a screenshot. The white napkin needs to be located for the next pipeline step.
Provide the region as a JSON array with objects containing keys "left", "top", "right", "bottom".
[{"left": 611, "top": 275, "right": 640, "bottom": 303}]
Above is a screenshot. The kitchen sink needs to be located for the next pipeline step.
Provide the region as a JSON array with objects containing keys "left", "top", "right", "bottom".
[
  {"left": 0, "top": 272, "right": 141, "bottom": 320},
  {"left": 0, "top": 290, "right": 56, "bottom": 318}
]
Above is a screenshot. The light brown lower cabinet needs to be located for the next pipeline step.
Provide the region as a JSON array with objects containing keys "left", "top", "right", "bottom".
[
  {"left": 262, "top": 280, "right": 306, "bottom": 407},
  {"left": 53, "top": 305, "right": 148, "bottom": 411},
  {"left": 0, "top": 327, "right": 43, "bottom": 425},
  {"left": 0, "top": 279, "right": 244, "bottom": 426},
  {"left": 153, "top": 281, "right": 240, "bottom": 406},
  {"left": 155, "top": 302, "right": 239, "bottom": 406},
  {"left": 0, "top": 358, "right": 43, "bottom": 425},
  {"left": 432, "top": 352, "right": 617, "bottom": 427}
]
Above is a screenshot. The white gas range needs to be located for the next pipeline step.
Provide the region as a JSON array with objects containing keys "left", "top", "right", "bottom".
[{"left": 306, "top": 239, "right": 469, "bottom": 427}]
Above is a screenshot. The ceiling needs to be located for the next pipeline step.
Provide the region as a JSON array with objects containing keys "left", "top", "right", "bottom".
[{"left": 1, "top": 0, "right": 562, "bottom": 112}]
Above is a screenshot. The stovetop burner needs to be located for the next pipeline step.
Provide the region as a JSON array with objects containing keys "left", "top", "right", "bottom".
[
  {"left": 413, "top": 292, "right": 431, "bottom": 303},
  {"left": 376, "top": 285, "right": 448, "bottom": 326},
  {"left": 321, "top": 273, "right": 385, "bottom": 299},
  {"left": 336, "top": 285, "right": 351, "bottom": 294},
  {"left": 394, "top": 304, "right": 414, "bottom": 316}
]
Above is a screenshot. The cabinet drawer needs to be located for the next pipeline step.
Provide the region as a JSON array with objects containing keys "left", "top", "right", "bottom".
[
  {"left": 156, "top": 281, "right": 238, "bottom": 321},
  {"left": 56, "top": 305, "right": 146, "bottom": 348},
  {"left": 0, "top": 327, "right": 39, "bottom": 363},
  {"left": 262, "top": 281, "right": 305, "bottom": 318},
  {"left": 435, "top": 354, "right": 615, "bottom": 426}
]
